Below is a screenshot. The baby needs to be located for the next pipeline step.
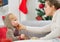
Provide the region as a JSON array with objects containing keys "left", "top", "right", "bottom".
[{"left": 2, "top": 13, "right": 28, "bottom": 41}]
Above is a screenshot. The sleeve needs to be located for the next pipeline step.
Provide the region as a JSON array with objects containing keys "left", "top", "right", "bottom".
[
  {"left": 40, "top": 13, "right": 60, "bottom": 40},
  {"left": 6, "top": 29, "right": 20, "bottom": 41},
  {"left": 40, "top": 28, "right": 60, "bottom": 40},
  {"left": 26, "top": 24, "right": 51, "bottom": 34}
]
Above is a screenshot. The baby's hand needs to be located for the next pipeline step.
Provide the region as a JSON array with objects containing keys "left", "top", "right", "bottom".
[
  {"left": 19, "top": 34, "right": 27, "bottom": 40},
  {"left": 19, "top": 34, "right": 25, "bottom": 40}
]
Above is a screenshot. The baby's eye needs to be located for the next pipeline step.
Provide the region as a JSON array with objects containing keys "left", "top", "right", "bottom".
[{"left": 14, "top": 19, "right": 17, "bottom": 21}]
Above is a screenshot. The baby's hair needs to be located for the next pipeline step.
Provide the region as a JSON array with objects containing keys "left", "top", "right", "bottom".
[{"left": 7, "top": 13, "right": 17, "bottom": 20}]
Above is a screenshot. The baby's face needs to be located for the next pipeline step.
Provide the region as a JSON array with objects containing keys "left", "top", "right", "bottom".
[
  {"left": 11, "top": 18, "right": 19, "bottom": 27},
  {"left": 9, "top": 14, "right": 19, "bottom": 27}
]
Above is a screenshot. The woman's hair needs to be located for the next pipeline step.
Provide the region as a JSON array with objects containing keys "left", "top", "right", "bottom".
[{"left": 45, "top": 0, "right": 60, "bottom": 9}]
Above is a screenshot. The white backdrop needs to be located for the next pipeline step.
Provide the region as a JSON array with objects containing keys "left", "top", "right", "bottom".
[
  {"left": 20, "top": 0, "right": 38, "bottom": 21},
  {"left": 0, "top": 5, "right": 8, "bottom": 25},
  {"left": 0, "top": 0, "right": 42, "bottom": 25}
]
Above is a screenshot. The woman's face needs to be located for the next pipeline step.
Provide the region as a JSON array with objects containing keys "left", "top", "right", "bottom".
[{"left": 44, "top": 1, "right": 56, "bottom": 16}]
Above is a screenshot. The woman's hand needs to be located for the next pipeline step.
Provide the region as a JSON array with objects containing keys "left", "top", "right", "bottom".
[
  {"left": 18, "top": 24, "right": 26, "bottom": 30},
  {"left": 20, "top": 24, "right": 26, "bottom": 30}
]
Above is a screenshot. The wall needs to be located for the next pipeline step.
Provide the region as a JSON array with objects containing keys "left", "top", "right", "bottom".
[
  {"left": 8, "top": 0, "right": 20, "bottom": 22},
  {"left": 20, "top": 0, "right": 38, "bottom": 21},
  {"left": 20, "top": 0, "right": 27, "bottom": 22},
  {"left": 0, "top": 0, "right": 20, "bottom": 25},
  {"left": 8, "top": 0, "right": 39, "bottom": 21},
  {"left": 0, "top": 5, "right": 8, "bottom": 25},
  {"left": 0, "top": 0, "right": 39, "bottom": 25},
  {"left": 26, "top": 0, "right": 38, "bottom": 20}
]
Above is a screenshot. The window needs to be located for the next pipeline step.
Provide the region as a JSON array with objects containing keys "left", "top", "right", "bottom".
[{"left": 0, "top": 0, "right": 8, "bottom": 7}]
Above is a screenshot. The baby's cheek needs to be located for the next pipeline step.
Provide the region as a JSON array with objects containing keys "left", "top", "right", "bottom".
[{"left": 11, "top": 21, "right": 15, "bottom": 26}]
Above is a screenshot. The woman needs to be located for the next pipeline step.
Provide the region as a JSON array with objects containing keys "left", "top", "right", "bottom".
[{"left": 24, "top": 0, "right": 60, "bottom": 41}]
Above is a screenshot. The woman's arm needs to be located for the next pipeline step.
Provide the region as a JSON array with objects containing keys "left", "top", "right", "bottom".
[
  {"left": 40, "top": 26, "right": 60, "bottom": 40},
  {"left": 26, "top": 24, "right": 51, "bottom": 34},
  {"left": 19, "top": 23, "right": 51, "bottom": 34}
]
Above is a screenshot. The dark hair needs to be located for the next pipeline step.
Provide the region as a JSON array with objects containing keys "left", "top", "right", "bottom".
[{"left": 45, "top": 0, "right": 60, "bottom": 9}]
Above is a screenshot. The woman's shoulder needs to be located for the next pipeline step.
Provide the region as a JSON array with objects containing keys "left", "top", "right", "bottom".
[
  {"left": 56, "top": 9, "right": 60, "bottom": 15},
  {"left": 54, "top": 9, "right": 60, "bottom": 18}
]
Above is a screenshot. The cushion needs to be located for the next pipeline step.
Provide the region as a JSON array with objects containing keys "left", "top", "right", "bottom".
[
  {"left": 1, "top": 38, "right": 12, "bottom": 42},
  {"left": 0, "top": 26, "right": 7, "bottom": 39}
]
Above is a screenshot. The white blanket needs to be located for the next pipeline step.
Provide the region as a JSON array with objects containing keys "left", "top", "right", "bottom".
[
  {"left": 14, "top": 39, "right": 60, "bottom": 42},
  {"left": 14, "top": 40, "right": 53, "bottom": 42}
]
